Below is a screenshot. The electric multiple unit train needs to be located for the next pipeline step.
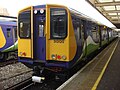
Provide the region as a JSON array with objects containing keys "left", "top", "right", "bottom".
[
  {"left": 18, "top": 4, "right": 117, "bottom": 81},
  {"left": 0, "top": 16, "right": 17, "bottom": 60}
]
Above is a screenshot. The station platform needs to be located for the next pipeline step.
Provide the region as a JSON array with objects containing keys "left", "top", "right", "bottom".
[{"left": 57, "top": 38, "right": 119, "bottom": 90}]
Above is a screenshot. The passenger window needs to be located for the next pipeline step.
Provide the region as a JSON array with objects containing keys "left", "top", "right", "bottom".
[
  {"left": 91, "top": 26, "right": 99, "bottom": 43},
  {"left": 7, "top": 28, "right": 11, "bottom": 37},
  {"left": 71, "top": 14, "right": 82, "bottom": 40},
  {"left": 109, "top": 30, "right": 112, "bottom": 38},
  {"left": 77, "top": 27, "right": 80, "bottom": 40},
  {"left": 102, "top": 30, "right": 107, "bottom": 40},
  {"left": 75, "top": 25, "right": 81, "bottom": 40},
  {"left": 81, "top": 24, "right": 84, "bottom": 44}
]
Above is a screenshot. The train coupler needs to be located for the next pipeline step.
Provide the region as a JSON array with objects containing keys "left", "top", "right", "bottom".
[{"left": 32, "top": 76, "right": 45, "bottom": 83}]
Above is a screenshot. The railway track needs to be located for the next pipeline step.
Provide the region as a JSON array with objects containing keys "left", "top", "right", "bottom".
[
  {"left": 6, "top": 78, "right": 33, "bottom": 90},
  {"left": 1, "top": 70, "right": 33, "bottom": 90},
  {"left": 0, "top": 59, "right": 18, "bottom": 67},
  {"left": 0, "top": 62, "right": 33, "bottom": 90}
]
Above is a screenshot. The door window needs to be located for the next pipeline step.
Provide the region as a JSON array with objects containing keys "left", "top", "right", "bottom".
[
  {"left": 18, "top": 10, "right": 31, "bottom": 38},
  {"left": 39, "top": 25, "right": 44, "bottom": 37}
]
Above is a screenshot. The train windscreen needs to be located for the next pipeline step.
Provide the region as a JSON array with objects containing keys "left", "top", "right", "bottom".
[
  {"left": 50, "top": 8, "right": 67, "bottom": 39},
  {"left": 18, "top": 10, "right": 31, "bottom": 38}
]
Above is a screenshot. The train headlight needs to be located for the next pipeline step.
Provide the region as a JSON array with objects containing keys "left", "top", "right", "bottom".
[
  {"left": 51, "top": 54, "right": 56, "bottom": 59},
  {"left": 40, "top": 9, "right": 44, "bottom": 14},
  {"left": 34, "top": 10, "right": 37, "bottom": 14},
  {"left": 62, "top": 55, "right": 67, "bottom": 60}
]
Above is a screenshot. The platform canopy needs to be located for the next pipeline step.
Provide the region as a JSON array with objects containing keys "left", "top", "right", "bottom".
[{"left": 88, "top": 0, "right": 120, "bottom": 29}]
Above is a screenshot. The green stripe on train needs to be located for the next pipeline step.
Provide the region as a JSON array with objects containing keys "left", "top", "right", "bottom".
[
  {"left": 2, "top": 40, "right": 18, "bottom": 52},
  {"left": 83, "top": 44, "right": 99, "bottom": 57},
  {"left": 102, "top": 39, "right": 108, "bottom": 46}
]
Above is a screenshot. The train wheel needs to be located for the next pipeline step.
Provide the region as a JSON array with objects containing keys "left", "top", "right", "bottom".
[{"left": 6, "top": 52, "right": 17, "bottom": 60}]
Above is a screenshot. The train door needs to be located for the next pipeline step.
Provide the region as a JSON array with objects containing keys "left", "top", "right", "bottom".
[
  {"left": 18, "top": 9, "right": 33, "bottom": 58},
  {"left": 82, "top": 20, "right": 88, "bottom": 57},
  {"left": 33, "top": 12, "right": 46, "bottom": 61}
]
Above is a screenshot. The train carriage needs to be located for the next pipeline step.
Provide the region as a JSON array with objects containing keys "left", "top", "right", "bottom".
[
  {"left": 0, "top": 17, "right": 17, "bottom": 60},
  {"left": 18, "top": 4, "right": 117, "bottom": 81}
]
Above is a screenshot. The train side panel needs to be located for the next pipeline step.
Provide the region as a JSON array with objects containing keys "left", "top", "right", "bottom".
[
  {"left": 0, "top": 26, "right": 6, "bottom": 48},
  {"left": 0, "top": 21, "right": 17, "bottom": 60},
  {"left": 81, "top": 21, "right": 100, "bottom": 58}
]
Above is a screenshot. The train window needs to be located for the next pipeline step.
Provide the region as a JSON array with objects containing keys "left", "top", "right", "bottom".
[
  {"left": 91, "top": 26, "right": 99, "bottom": 43},
  {"left": 102, "top": 30, "right": 107, "bottom": 40},
  {"left": 109, "top": 30, "right": 112, "bottom": 38},
  {"left": 18, "top": 10, "right": 31, "bottom": 38},
  {"left": 7, "top": 28, "right": 11, "bottom": 37},
  {"left": 13, "top": 26, "right": 17, "bottom": 38},
  {"left": 81, "top": 24, "right": 85, "bottom": 45},
  {"left": 74, "top": 25, "right": 81, "bottom": 40},
  {"left": 77, "top": 27, "right": 80, "bottom": 40},
  {"left": 50, "top": 8, "right": 67, "bottom": 39},
  {"left": 39, "top": 25, "right": 44, "bottom": 37},
  {"left": 71, "top": 14, "right": 82, "bottom": 40}
]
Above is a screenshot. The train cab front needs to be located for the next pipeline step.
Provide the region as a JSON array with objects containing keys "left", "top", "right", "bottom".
[{"left": 18, "top": 5, "right": 77, "bottom": 73}]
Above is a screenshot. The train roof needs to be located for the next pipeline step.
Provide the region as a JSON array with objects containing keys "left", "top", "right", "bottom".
[
  {"left": 19, "top": 4, "right": 107, "bottom": 27},
  {"left": 0, "top": 15, "right": 17, "bottom": 26},
  {"left": 0, "top": 20, "right": 16, "bottom": 26},
  {"left": 0, "top": 15, "right": 17, "bottom": 19},
  {"left": 69, "top": 8, "right": 103, "bottom": 26}
]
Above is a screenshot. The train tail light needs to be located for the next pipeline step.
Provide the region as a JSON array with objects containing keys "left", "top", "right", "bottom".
[{"left": 57, "top": 55, "right": 61, "bottom": 59}]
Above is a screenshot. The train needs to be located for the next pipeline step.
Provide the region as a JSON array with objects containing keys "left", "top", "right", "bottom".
[
  {"left": 0, "top": 15, "right": 17, "bottom": 60},
  {"left": 18, "top": 4, "right": 117, "bottom": 82}
]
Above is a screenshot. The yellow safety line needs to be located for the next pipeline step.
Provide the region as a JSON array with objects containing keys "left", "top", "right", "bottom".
[{"left": 92, "top": 39, "right": 119, "bottom": 90}]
